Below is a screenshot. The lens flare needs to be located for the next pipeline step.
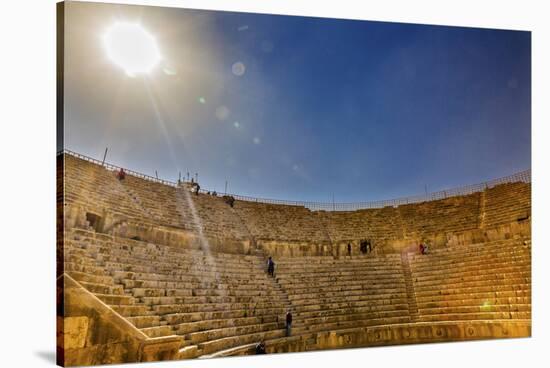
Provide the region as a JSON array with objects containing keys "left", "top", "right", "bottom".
[{"left": 232, "top": 62, "right": 246, "bottom": 76}]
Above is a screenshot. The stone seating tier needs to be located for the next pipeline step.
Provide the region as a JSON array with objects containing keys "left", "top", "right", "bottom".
[
  {"left": 64, "top": 154, "right": 531, "bottom": 245},
  {"left": 483, "top": 182, "right": 531, "bottom": 228},
  {"left": 407, "top": 238, "right": 530, "bottom": 323},
  {"left": 63, "top": 229, "right": 290, "bottom": 355},
  {"left": 62, "top": 230, "right": 531, "bottom": 357}
]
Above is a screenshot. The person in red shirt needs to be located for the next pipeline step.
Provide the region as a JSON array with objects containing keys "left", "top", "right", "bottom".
[{"left": 116, "top": 168, "right": 126, "bottom": 180}]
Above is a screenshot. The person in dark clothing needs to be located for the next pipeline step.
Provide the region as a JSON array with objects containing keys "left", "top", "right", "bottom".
[
  {"left": 419, "top": 242, "right": 428, "bottom": 255},
  {"left": 116, "top": 168, "right": 126, "bottom": 180},
  {"left": 422, "top": 242, "right": 429, "bottom": 254},
  {"left": 347, "top": 242, "right": 352, "bottom": 257},
  {"left": 223, "top": 195, "right": 235, "bottom": 207},
  {"left": 360, "top": 240, "right": 367, "bottom": 254},
  {"left": 255, "top": 341, "right": 266, "bottom": 354},
  {"left": 285, "top": 310, "right": 293, "bottom": 337},
  {"left": 267, "top": 256, "right": 275, "bottom": 277}
]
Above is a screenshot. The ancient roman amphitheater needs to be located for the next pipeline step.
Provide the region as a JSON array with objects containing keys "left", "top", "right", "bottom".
[{"left": 57, "top": 151, "right": 531, "bottom": 366}]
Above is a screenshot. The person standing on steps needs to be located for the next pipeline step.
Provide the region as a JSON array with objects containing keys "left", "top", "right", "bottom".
[
  {"left": 347, "top": 242, "right": 352, "bottom": 257},
  {"left": 285, "top": 310, "right": 293, "bottom": 337},
  {"left": 116, "top": 168, "right": 126, "bottom": 181},
  {"left": 255, "top": 341, "right": 266, "bottom": 354},
  {"left": 267, "top": 256, "right": 275, "bottom": 277}
]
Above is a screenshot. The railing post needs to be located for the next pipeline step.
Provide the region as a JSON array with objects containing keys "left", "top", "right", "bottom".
[{"left": 101, "top": 147, "right": 108, "bottom": 166}]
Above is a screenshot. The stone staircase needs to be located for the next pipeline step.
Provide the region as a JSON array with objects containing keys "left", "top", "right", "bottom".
[
  {"left": 400, "top": 251, "right": 419, "bottom": 322},
  {"left": 274, "top": 254, "right": 411, "bottom": 335},
  {"left": 479, "top": 189, "right": 487, "bottom": 229}
]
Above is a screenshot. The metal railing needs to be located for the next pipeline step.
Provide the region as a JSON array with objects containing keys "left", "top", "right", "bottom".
[
  {"left": 59, "top": 149, "right": 531, "bottom": 211},
  {"left": 60, "top": 149, "right": 177, "bottom": 188}
]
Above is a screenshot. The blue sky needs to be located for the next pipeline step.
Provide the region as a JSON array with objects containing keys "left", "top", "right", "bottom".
[{"left": 63, "top": 2, "right": 531, "bottom": 203}]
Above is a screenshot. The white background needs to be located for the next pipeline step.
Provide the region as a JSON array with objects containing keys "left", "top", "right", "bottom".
[{"left": 0, "top": 0, "right": 548, "bottom": 367}]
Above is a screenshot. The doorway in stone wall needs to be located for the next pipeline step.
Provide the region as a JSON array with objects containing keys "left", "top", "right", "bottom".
[{"left": 85, "top": 212, "right": 103, "bottom": 232}]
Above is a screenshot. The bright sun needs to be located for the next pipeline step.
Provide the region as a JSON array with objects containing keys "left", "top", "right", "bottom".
[{"left": 103, "top": 22, "right": 161, "bottom": 77}]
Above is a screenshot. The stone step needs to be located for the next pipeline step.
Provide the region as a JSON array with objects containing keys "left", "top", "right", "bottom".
[
  {"left": 287, "top": 287, "right": 407, "bottom": 302},
  {"left": 414, "top": 284, "right": 530, "bottom": 297},
  {"left": 174, "top": 315, "right": 281, "bottom": 336},
  {"left": 419, "top": 304, "right": 531, "bottom": 315},
  {"left": 139, "top": 293, "right": 286, "bottom": 306},
  {"left": 66, "top": 271, "right": 114, "bottom": 286},
  {"left": 120, "top": 278, "right": 270, "bottom": 291},
  {"left": 197, "top": 328, "right": 285, "bottom": 355},
  {"left": 295, "top": 309, "right": 409, "bottom": 327},
  {"left": 126, "top": 315, "right": 161, "bottom": 328},
  {"left": 417, "top": 296, "right": 530, "bottom": 309},
  {"left": 413, "top": 269, "right": 531, "bottom": 285},
  {"left": 141, "top": 325, "right": 174, "bottom": 338},
  {"left": 110, "top": 304, "right": 151, "bottom": 317},
  {"left": 293, "top": 315, "right": 411, "bottom": 335},
  {"left": 78, "top": 281, "right": 124, "bottom": 295},
  {"left": 294, "top": 303, "right": 410, "bottom": 320},
  {"left": 417, "top": 290, "right": 531, "bottom": 304},
  {"left": 413, "top": 277, "right": 530, "bottom": 292},
  {"left": 290, "top": 292, "right": 407, "bottom": 307},
  {"left": 152, "top": 301, "right": 283, "bottom": 315},
  {"left": 63, "top": 262, "right": 108, "bottom": 276},
  {"left": 164, "top": 308, "right": 286, "bottom": 325},
  {"left": 112, "top": 271, "right": 271, "bottom": 285},
  {"left": 419, "top": 311, "right": 531, "bottom": 321},
  {"left": 187, "top": 321, "right": 282, "bottom": 344},
  {"left": 96, "top": 293, "right": 135, "bottom": 305},
  {"left": 294, "top": 297, "right": 407, "bottom": 313},
  {"left": 129, "top": 287, "right": 281, "bottom": 298}
]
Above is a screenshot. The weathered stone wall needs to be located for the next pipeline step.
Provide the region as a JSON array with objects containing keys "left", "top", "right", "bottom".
[
  {"left": 300, "top": 321, "right": 530, "bottom": 351},
  {"left": 57, "top": 274, "right": 184, "bottom": 367},
  {"left": 65, "top": 203, "right": 251, "bottom": 255},
  {"left": 225, "top": 321, "right": 531, "bottom": 357}
]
